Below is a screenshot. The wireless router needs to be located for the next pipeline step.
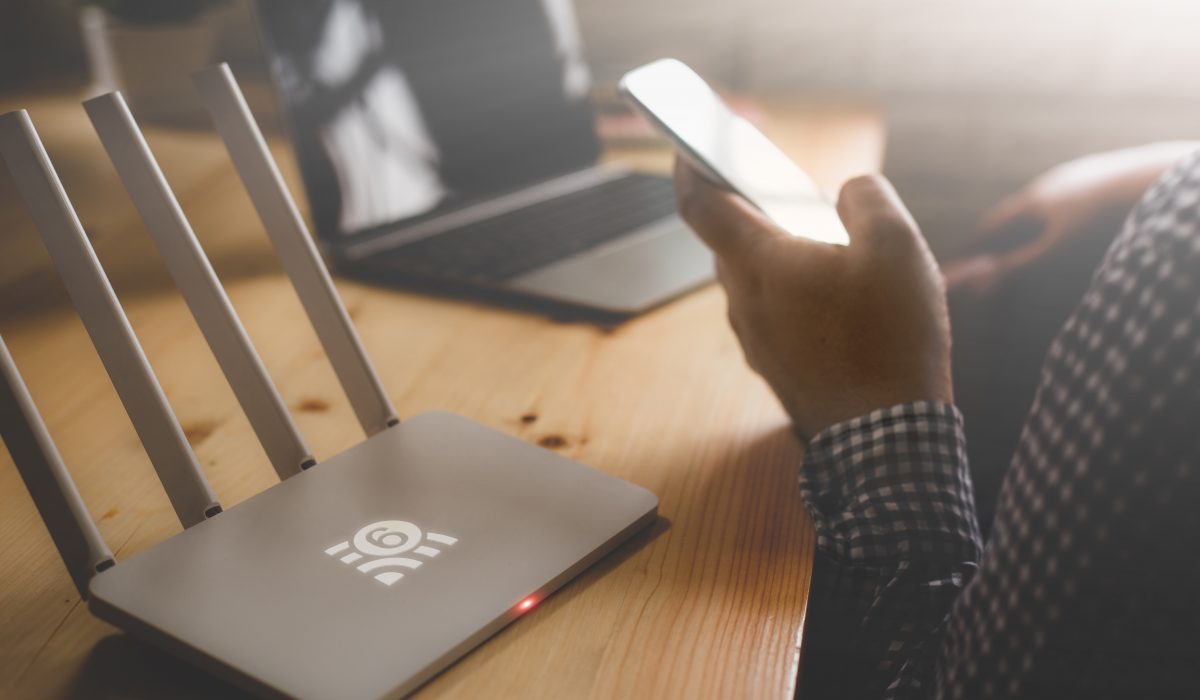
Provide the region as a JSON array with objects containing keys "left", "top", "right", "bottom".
[{"left": 0, "top": 64, "right": 657, "bottom": 700}]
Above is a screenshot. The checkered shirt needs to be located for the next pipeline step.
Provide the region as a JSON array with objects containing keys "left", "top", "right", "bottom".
[{"left": 798, "top": 148, "right": 1200, "bottom": 699}]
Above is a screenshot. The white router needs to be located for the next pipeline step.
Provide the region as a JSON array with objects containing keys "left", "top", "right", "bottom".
[{"left": 0, "top": 64, "right": 657, "bottom": 700}]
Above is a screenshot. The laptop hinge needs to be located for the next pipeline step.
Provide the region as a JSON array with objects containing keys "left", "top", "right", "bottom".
[{"left": 342, "top": 164, "right": 629, "bottom": 261}]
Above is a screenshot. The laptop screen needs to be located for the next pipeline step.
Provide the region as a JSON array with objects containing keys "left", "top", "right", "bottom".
[{"left": 254, "top": 0, "right": 600, "bottom": 241}]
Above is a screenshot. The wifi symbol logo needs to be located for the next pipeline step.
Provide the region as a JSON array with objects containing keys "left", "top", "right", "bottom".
[{"left": 324, "top": 520, "right": 458, "bottom": 586}]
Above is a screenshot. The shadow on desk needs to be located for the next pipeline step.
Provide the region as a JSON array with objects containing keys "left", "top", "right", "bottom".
[{"left": 68, "top": 635, "right": 254, "bottom": 700}]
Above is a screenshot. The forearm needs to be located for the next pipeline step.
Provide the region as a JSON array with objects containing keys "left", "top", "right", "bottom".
[{"left": 1082, "top": 141, "right": 1200, "bottom": 211}]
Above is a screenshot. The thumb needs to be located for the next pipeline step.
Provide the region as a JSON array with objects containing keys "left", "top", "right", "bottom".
[
  {"left": 944, "top": 232, "right": 1056, "bottom": 295},
  {"left": 990, "top": 231, "right": 1056, "bottom": 278},
  {"left": 968, "top": 193, "right": 1044, "bottom": 256},
  {"left": 836, "top": 174, "right": 922, "bottom": 248},
  {"left": 977, "top": 193, "right": 1026, "bottom": 238},
  {"left": 673, "top": 157, "right": 784, "bottom": 264}
]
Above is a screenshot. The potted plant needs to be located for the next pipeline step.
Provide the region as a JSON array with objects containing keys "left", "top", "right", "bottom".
[{"left": 78, "top": 0, "right": 230, "bottom": 124}]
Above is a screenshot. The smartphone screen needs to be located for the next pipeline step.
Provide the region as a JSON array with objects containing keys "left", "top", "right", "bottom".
[{"left": 620, "top": 59, "right": 849, "bottom": 245}]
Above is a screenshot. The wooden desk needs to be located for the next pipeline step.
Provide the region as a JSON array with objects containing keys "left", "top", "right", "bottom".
[{"left": 0, "top": 91, "right": 883, "bottom": 699}]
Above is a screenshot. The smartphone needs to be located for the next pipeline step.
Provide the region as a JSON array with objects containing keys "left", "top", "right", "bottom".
[{"left": 619, "top": 58, "right": 849, "bottom": 245}]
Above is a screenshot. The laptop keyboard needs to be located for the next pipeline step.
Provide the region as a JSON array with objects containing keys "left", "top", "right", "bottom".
[{"left": 378, "top": 172, "right": 679, "bottom": 283}]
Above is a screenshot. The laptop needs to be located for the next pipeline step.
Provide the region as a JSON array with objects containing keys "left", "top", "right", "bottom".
[{"left": 252, "top": 0, "right": 714, "bottom": 316}]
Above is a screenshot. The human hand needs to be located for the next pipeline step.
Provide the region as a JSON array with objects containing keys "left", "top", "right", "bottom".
[
  {"left": 944, "top": 142, "right": 1198, "bottom": 295},
  {"left": 674, "top": 159, "right": 952, "bottom": 440}
]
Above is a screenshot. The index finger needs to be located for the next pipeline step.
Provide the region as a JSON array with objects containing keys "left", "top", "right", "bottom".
[{"left": 672, "top": 157, "right": 784, "bottom": 264}]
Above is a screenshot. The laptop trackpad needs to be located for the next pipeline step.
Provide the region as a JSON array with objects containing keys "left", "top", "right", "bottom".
[{"left": 504, "top": 217, "right": 715, "bottom": 314}]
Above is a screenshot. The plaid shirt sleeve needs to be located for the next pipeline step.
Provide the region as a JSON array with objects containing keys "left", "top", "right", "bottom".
[{"left": 797, "top": 401, "right": 983, "bottom": 699}]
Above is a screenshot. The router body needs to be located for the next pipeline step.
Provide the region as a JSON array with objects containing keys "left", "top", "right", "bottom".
[
  {"left": 0, "top": 63, "right": 658, "bottom": 700},
  {"left": 90, "top": 412, "right": 656, "bottom": 699}
]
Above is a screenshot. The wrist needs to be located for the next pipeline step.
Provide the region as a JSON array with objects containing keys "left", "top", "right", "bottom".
[{"left": 787, "top": 375, "right": 954, "bottom": 442}]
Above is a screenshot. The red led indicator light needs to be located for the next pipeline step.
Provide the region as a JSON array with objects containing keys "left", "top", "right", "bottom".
[{"left": 517, "top": 597, "right": 537, "bottom": 612}]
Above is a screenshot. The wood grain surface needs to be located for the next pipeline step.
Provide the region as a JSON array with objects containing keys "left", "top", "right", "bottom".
[{"left": 0, "top": 89, "right": 882, "bottom": 699}]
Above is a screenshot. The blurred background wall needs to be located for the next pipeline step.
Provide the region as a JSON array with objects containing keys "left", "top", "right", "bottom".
[
  {"left": 576, "top": 0, "right": 1200, "bottom": 250},
  {"left": 3, "top": 0, "right": 1199, "bottom": 250}
]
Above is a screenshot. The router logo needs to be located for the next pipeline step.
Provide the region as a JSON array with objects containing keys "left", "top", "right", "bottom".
[{"left": 324, "top": 520, "right": 458, "bottom": 586}]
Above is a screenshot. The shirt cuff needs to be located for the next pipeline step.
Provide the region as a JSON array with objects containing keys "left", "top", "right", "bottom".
[{"left": 799, "top": 401, "right": 982, "bottom": 566}]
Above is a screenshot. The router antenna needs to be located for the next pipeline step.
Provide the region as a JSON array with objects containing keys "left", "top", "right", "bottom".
[
  {"left": 193, "top": 64, "right": 399, "bottom": 436},
  {"left": 84, "top": 92, "right": 315, "bottom": 479},
  {"left": 0, "top": 109, "right": 221, "bottom": 528},
  {"left": 0, "top": 334, "right": 115, "bottom": 598}
]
